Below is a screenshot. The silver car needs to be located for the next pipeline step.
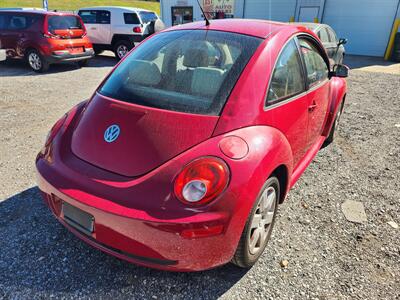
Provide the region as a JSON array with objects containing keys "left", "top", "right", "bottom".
[{"left": 295, "top": 22, "right": 347, "bottom": 65}]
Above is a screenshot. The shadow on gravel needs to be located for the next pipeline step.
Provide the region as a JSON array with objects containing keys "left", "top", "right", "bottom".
[
  {"left": 0, "top": 56, "right": 116, "bottom": 77},
  {"left": 0, "top": 187, "right": 247, "bottom": 299}
]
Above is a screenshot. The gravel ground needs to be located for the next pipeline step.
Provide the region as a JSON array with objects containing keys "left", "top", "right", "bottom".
[{"left": 0, "top": 55, "right": 399, "bottom": 300}]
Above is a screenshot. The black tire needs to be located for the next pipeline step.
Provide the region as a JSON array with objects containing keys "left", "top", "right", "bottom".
[
  {"left": 323, "top": 101, "right": 344, "bottom": 147},
  {"left": 113, "top": 40, "right": 132, "bottom": 60},
  {"left": 26, "top": 49, "right": 49, "bottom": 73},
  {"left": 232, "top": 176, "right": 280, "bottom": 268},
  {"left": 93, "top": 46, "right": 104, "bottom": 56},
  {"left": 77, "top": 59, "right": 89, "bottom": 67}
]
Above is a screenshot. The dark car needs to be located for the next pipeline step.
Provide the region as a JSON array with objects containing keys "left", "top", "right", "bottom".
[
  {"left": 294, "top": 22, "right": 347, "bottom": 65},
  {"left": 0, "top": 9, "right": 94, "bottom": 72}
]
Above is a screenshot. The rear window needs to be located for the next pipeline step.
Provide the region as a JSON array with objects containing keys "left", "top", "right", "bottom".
[
  {"left": 99, "top": 30, "right": 262, "bottom": 115},
  {"left": 124, "top": 13, "right": 140, "bottom": 24},
  {"left": 47, "top": 15, "right": 82, "bottom": 33},
  {"left": 139, "top": 11, "right": 157, "bottom": 23}
]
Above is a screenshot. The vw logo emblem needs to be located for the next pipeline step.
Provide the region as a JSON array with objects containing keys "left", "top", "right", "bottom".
[{"left": 104, "top": 124, "right": 120, "bottom": 143}]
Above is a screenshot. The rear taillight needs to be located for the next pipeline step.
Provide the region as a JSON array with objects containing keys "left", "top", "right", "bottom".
[
  {"left": 133, "top": 26, "right": 142, "bottom": 33},
  {"left": 42, "top": 16, "right": 59, "bottom": 39},
  {"left": 174, "top": 157, "right": 230, "bottom": 205},
  {"left": 78, "top": 16, "right": 87, "bottom": 37}
]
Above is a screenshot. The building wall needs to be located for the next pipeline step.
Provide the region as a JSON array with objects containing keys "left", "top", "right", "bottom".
[
  {"left": 321, "top": 0, "right": 399, "bottom": 56},
  {"left": 160, "top": 0, "right": 400, "bottom": 56},
  {"left": 243, "top": 0, "right": 296, "bottom": 22}
]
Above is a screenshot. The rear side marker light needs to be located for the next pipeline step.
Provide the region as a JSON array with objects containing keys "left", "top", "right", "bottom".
[
  {"left": 174, "top": 157, "right": 230, "bottom": 206},
  {"left": 180, "top": 225, "right": 224, "bottom": 239}
]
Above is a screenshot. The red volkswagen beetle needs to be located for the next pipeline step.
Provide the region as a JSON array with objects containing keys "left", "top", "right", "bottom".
[{"left": 36, "top": 19, "right": 348, "bottom": 271}]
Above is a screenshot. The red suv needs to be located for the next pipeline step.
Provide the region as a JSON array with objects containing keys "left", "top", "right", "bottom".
[{"left": 0, "top": 9, "right": 94, "bottom": 72}]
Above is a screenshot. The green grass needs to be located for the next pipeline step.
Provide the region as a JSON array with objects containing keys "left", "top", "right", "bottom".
[{"left": 0, "top": 0, "right": 160, "bottom": 14}]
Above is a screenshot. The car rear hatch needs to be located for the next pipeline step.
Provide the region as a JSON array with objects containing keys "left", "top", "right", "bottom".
[{"left": 71, "top": 94, "right": 218, "bottom": 177}]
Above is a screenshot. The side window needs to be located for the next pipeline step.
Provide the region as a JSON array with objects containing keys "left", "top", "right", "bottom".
[
  {"left": 327, "top": 28, "right": 337, "bottom": 44},
  {"left": 318, "top": 28, "right": 330, "bottom": 44},
  {"left": 78, "top": 10, "right": 97, "bottom": 24},
  {"left": 299, "top": 38, "right": 329, "bottom": 87},
  {"left": 124, "top": 13, "right": 140, "bottom": 24},
  {"left": 97, "top": 10, "right": 110, "bottom": 24},
  {"left": 8, "top": 15, "right": 27, "bottom": 30},
  {"left": 0, "top": 14, "right": 7, "bottom": 30},
  {"left": 267, "top": 39, "right": 305, "bottom": 104}
]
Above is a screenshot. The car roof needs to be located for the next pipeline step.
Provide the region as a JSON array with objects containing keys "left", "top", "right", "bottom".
[
  {"left": 164, "top": 19, "right": 306, "bottom": 39},
  {"left": 0, "top": 8, "right": 75, "bottom": 16},
  {"left": 78, "top": 6, "right": 152, "bottom": 13}
]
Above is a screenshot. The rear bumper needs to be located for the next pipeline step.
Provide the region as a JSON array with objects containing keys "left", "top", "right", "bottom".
[
  {"left": 47, "top": 49, "right": 94, "bottom": 64},
  {"left": 36, "top": 158, "right": 235, "bottom": 271}
]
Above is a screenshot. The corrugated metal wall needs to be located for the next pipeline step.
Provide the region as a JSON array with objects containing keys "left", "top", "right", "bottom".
[
  {"left": 322, "top": 0, "right": 399, "bottom": 56},
  {"left": 243, "top": 0, "right": 297, "bottom": 22}
]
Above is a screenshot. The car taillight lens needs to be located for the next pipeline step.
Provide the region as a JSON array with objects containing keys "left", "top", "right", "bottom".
[
  {"left": 174, "top": 157, "right": 230, "bottom": 205},
  {"left": 45, "top": 114, "right": 67, "bottom": 146},
  {"left": 133, "top": 26, "right": 142, "bottom": 33}
]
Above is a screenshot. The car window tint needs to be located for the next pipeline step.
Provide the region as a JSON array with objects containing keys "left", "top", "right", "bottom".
[
  {"left": 97, "top": 11, "right": 110, "bottom": 24},
  {"left": 327, "top": 28, "right": 337, "bottom": 43},
  {"left": 318, "top": 28, "right": 330, "bottom": 44},
  {"left": 78, "top": 10, "right": 97, "bottom": 23},
  {"left": 47, "top": 16, "right": 82, "bottom": 33},
  {"left": 139, "top": 11, "right": 158, "bottom": 23},
  {"left": 79, "top": 10, "right": 110, "bottom": 24},
  {"left": 267, "top": 39, "right": 305, "bottom": 104},
  {"left": 124, "top": 13, "right": 140, "bottom": 24},
  {"left": 0, "top": 14, "right": 7, "bottom": 29},
  {"left": 99, "top": 30, "right": 262, "bottom": 115},
  {"left": 8, "top": 15, "right": 27, "bottom": 30},
  {"left": 299, "top": 39, "right": 328, "bottom": 87}
]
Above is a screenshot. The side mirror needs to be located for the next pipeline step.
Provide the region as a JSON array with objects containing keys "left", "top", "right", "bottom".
[
  {"left": 330, "top": 64, "right": 349, "bottom": 78},
  {"left": 338, "top": 38, "right": 347, "bottom": 46}
]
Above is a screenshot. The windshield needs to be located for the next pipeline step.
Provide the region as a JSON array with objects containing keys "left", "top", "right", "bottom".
[
  {"left": 47, "top": 15, "right": 82, "bottom": 33},
  {"left": 99, "top": 30, "right": 262, "bottom": 115},
  {"left": 139, "top": 11, "right": 157, "bottom": 23}
]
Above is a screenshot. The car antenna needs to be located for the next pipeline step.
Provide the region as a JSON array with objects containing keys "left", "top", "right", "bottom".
[{"left": 196, "top": 0, "right": 210, "bottom": 26}]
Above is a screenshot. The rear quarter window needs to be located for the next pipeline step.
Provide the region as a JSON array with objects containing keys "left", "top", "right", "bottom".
[
  {"left": 124, "top": 13, "right": 140, "bottom": 24},
  {"left": 4, "top": 14, "right": 40, "bottom": 30},
  {"left": 139, "top": 11, "right": 157, "bottom": 23},
  {"left": 99, "top": 30, "right": 262, "bottom": 115},
  {"left": 0, "top": 14, "right": 7, "bottom": 29}
]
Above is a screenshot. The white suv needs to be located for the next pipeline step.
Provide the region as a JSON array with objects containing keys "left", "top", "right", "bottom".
[{"left": 77, "top": 6, "right": 164, "bottom": 59}]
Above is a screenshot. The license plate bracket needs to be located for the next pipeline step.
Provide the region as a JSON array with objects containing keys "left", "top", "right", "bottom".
[
  {"left": 62, "top": 202, "right": 94, "bottom": 236},
  {"left": 68, "top": 47, "right": 83, "bottom": 54}
]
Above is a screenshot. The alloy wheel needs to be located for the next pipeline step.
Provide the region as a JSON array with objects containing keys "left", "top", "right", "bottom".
[
  {"left": 28, "top": 52, "right": 42, "bottom": 71},
  {"left": 117, "top": 45, "right": 128, "bottom": 59},
  {"left": 248, "top": 186, "right": 277, "bottom": 255}
]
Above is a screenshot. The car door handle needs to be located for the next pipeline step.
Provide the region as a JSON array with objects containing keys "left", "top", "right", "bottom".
[
  {"left": 308, "top": 102, "right": 317, "bottom": 112},
  {"left": 90, "top": 27, "right": 97, "bottom": 30}
]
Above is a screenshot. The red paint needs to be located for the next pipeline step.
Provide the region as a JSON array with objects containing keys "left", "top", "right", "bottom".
[
  {"left": 219, "top": 136, "right": 249, "bottom": 159},
  {"left": 36, "top": 19, "right": 347, "bottom": 271}
]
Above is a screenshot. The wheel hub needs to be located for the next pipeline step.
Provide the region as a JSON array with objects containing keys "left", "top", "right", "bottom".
[
  {"left": 28, "top": 53, "right": 41, "bottom": 71},
  {"left": 248, "top": 186, "right": 276, "bottom": 255}
]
